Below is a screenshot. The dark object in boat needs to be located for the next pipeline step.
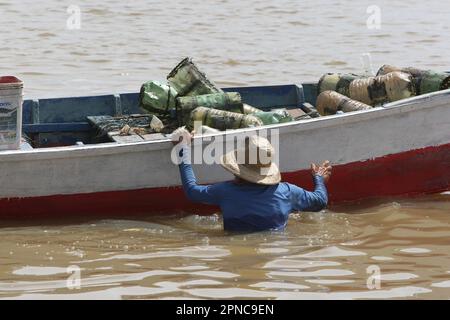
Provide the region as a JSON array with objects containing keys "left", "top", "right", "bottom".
[
  {"left": 87, "top": 114, "right": 174, "bottom": 143},
  {"left": 301, "top": 103, "right": 321, "bottom": 118},
  {"left": 88, "top": 115, "right": 154, "bottom": 133},
  {"left": 377, "top": 65, "right": 450, "bottom": 95},
  {"left": 286, "top": 107, "right": 310, "bottom": 120},
  {"left": 316, "top": 91, "right": 372, "bottom": 116}
]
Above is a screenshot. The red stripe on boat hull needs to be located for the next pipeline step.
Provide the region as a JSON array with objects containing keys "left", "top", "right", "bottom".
[{"left": 1, "top": 143, "right": 449, "bottom": 220}]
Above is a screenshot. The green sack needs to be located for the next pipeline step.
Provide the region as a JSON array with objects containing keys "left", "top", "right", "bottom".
[
  {"left": 420, "top": 71, "right": 450, "bottom": 94},
  {"left": 139, "top": 80, "right": 178, "bottom": 113},
  {"left": 176, "top": 92, "right": 244, "bottom": 125},
  {"left": 190, "top": 107, "right": 263, "bottom": 131},
  {"left": 253, "top": 110, "right": 293, "bottom": 125},
  {"left": 177, "top": 92, "right": 243, "bottom": 114},
  {"left": 167, "top": 57, "right": 222, "bottom": 96}
]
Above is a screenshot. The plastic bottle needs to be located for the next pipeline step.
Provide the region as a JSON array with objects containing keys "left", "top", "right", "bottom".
[
  {"left": 253, "top": 110, "right": 293, "bottom": 125},
  {"left": 361, "top": 53, "right": 375, "bottom": 77}
]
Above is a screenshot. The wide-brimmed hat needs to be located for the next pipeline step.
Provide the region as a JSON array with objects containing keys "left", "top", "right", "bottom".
[{"left": 220, "top": 135, "right": 281, "bottom": 185}]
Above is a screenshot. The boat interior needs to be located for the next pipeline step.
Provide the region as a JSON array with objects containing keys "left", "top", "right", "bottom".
[{"left": 21, "top": 83, "right": 318, "bottom": 149}]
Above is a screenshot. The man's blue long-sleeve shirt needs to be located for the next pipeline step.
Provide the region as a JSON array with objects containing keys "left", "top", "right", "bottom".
[{"left": 177, "top": 145, "right": 328, "bottom": 232}]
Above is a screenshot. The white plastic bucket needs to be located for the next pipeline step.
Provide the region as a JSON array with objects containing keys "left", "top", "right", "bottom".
[{"left": 0, "top": 76, "right": 23, "bottom": 150}]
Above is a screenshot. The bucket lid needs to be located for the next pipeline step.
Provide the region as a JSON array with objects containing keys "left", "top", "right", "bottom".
[
  {"left": 0, "top": 76, "right": 22, "bottom": 84},
  {"left": 0, "top": 76, "right": 23, "bottom": 89}
]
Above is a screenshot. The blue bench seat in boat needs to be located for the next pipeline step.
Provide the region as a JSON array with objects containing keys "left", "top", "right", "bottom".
[{"left": 21, "top": 84, "right": 309, "bottom": 147}]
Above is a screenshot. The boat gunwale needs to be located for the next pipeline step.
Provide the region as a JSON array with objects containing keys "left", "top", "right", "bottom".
[{"left": 0, "top": 88, "right": 449, "bottom": 162}]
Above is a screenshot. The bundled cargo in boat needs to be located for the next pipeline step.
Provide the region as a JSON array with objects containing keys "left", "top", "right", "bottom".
[
  {"left": 318, "top": 71, "right": 415, "bottom": 106},
  {"left": 233, "top": 98, "right": 294, "bottom": 124},
  {"left": 349, "top": 71, "right": 416, "bottom": 105},
  {"left": 318, "top": 73, "right": 361, "bottom": 97},
  {"left": 139, "top": 80, "right": 178, "bottom": 114},
  {"left": 139, "top": 57, "right": 282, "bottom": 130},
  {"left": 176, "top": 92, "right": 244, "bottom": 124},
  {"left": 316, "top": 90, "right": 372, "bottom": 116},
  {"left": 190, "top": 107, "right": 263, "bottom": 131},
  {"left": 177, "top": 92, "right": 244, "bottom": 114},
  {"left": 167, "top": 57, "right": 222, "bottom": 96},
  {"left": 377, "top": 65, "right": 450, "bottom": 95},
  {"left": 139, "top": 60, "right": 450, "bottom": 136}
]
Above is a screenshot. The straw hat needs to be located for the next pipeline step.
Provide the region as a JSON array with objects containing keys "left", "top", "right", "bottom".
[{"left": 220, "top": 135, "right": 281, "bottom": 185}]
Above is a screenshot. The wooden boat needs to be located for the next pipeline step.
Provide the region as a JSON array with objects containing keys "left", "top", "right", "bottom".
[{"left": 0, "top": 83, "right": 449, "bottom": 219}]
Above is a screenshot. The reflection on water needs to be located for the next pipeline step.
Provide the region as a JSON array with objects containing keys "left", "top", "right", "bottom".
[{"left": 0, "top": 193, "right": 449, "bottom": 299}]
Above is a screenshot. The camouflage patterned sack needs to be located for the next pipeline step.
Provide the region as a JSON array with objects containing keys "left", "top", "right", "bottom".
[
  {"left": 316, "top": 91, "right": 372, "bottom": 115},
  {"left": 377, "top": 65, "right": 450, "bottom": 95},
  {"left": 177, "top": 92, "right": 244, "bottom": 126},
  {"left": 139, "top": 80, "right": 178, "bottom": 113},
  {"left": 318, "top": 73, "right": 361, "bottom": 97},
  {"left": 167, "top": 57, "right": 222, "bottom": 96},
  {"left": 349, "top": 72, "right": 415, "bottom": 105},
  {"left": 190, "top": 107, "right": 263, "bottom": 131}
]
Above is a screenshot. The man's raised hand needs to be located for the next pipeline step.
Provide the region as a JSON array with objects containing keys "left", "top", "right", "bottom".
[{"left": 311, "top": 160, "right": 332, "bottom": 183}]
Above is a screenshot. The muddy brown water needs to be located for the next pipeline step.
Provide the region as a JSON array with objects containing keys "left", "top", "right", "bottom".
[
  {"left": 0, "top": 194, "right": 449, "bottom": 299},
  {"left": 0, "top": 0, "right": 449, "bottom": 299}
]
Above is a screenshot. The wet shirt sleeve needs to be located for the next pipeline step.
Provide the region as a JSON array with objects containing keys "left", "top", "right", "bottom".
[
  {"left": 177, "top": 145, "right": 221, "bottom": 206},
  {"left": 288, "top": 176, "right": 328, "bottom": 212}
]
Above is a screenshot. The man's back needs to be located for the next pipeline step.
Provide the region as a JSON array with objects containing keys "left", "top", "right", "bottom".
[
  {"left": 179, "top": 158, "right": 328, "bottom": 231},
  {"left": 211, "top": 181, "right": 291, "bottom": 231},
  {"left": 173, "top": 133, "right": 331, "bottom": 232}
]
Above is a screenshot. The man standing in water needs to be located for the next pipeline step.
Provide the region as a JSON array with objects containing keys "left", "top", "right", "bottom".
[{"left": 172, "top": 128, "right": 331, "bottom": 232}]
